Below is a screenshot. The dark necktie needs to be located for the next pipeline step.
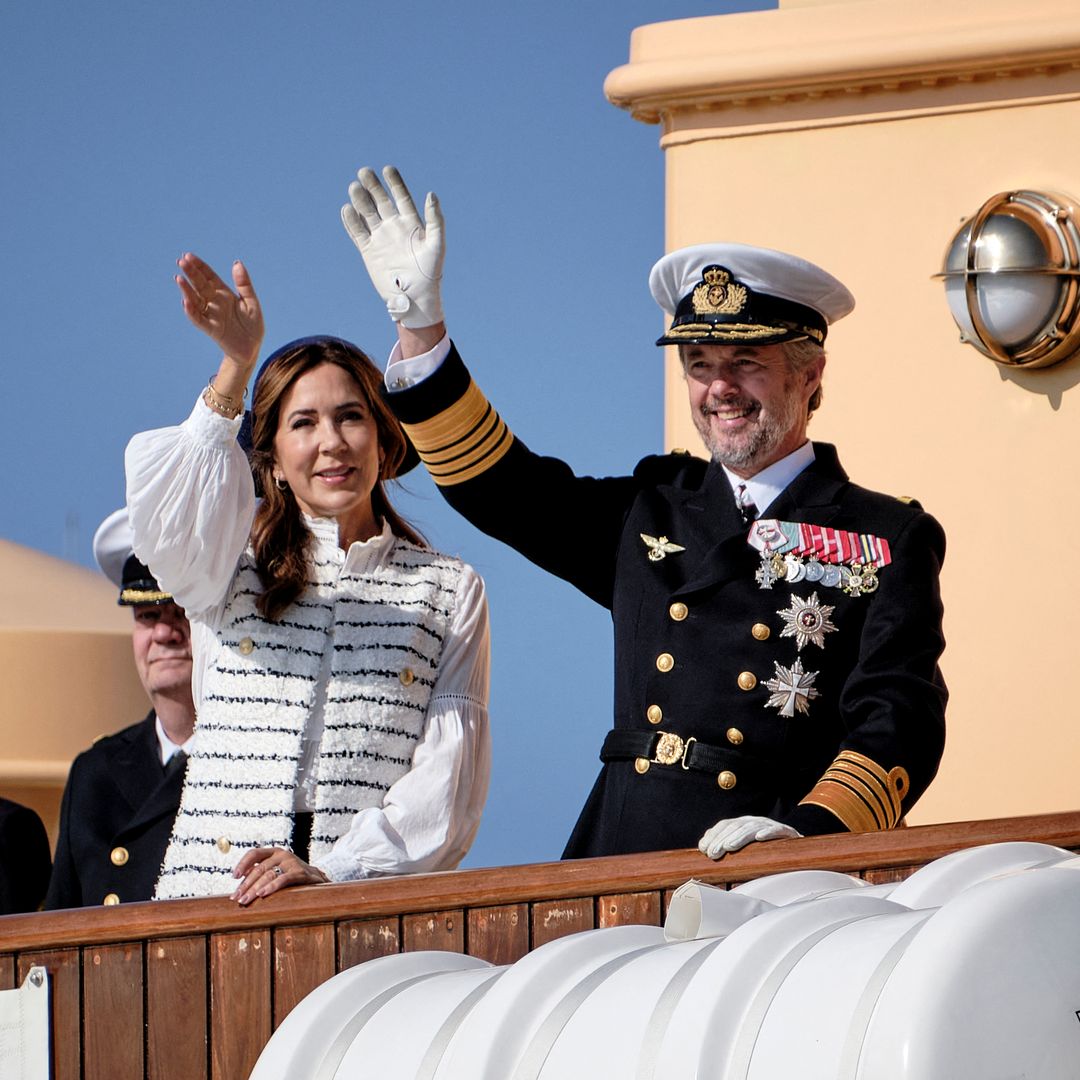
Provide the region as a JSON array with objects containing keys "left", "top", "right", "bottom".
[
  {"left": 735, "top": 483, "right": 759, "bottom": 526},
  {"left": 164, "top": 749, "right": 188, "bottom": 779}
]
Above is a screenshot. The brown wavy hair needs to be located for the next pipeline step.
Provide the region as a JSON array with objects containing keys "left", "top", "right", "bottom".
[{"left": 247, "top": 337, "right": 424, "bottom": 621}]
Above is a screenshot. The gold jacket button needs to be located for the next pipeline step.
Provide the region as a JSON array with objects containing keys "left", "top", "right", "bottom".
[
  {"left": 656, "top": 653, "right": 674, "bottom": 673},
  {"left": 737, "top": 671, "right": 757, "bottom": 691},
  {"left": 726, "top": 727, "right": 744, "bottom": 745},
  {"left": 103, "top": 893, "right": 120, "bottom": 906},
  {"left": 646, "top": 704, "right": 663, "bottom": 725},
  {"left": 751, "top": 623, "right": 771, "bottom": 641},
  {"left": 669, "top": 602, "right": 688, "bottom": 622},
  {"left": 399, "top": 667, "right": 415, "bottom": 686},
  {"left": 718, "top": 770, "right": 737, "bottom": 790},
  {"left": 634, "top": 758, "right": 651, "bottom": 774},
  {"left": 110, "top": 846, "right": 129, "bottom": 867},
  {"left": 217, "top": 836, "right": 232, "bottom": 853},
  {"left": 238, "top": 637, "right": 254, "bottom": 655}
]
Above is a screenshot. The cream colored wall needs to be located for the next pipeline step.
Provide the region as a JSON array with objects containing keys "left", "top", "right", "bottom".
[
  {"left": 607, "top": 0, "right": 1080, "bottom": 824},
  {"left": 0, "top": 541, "right": 149, "bottom": 843}
]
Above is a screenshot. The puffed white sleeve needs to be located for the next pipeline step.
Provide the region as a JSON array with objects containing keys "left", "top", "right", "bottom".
[
  {"left": 125, "top": 396, "right": 257, "bottom": 619},
  {"left": 313, "top": 563, "right": 492, "bottom": 881}
]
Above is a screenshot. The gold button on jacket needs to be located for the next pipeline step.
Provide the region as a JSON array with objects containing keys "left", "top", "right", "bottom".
[
  {"left": 646, "top": 704, "right": 663, "bottom": 725},
  {"left": 726, "top": 727, "right": 744, "bottom": 745},
  {"left": 737, "top": 671, "right": 757, "bottom": 691},
  {"left": 103, "top": 893, "right": 120, "bottom": 906},
  {"left": 399, "top": 667, "right": 416, "bottom": 686},
  {"left": 669, "top": 602, "right": 688, "bottom": 622},
  {"left": 386, "top": 355, "right": 948, "bottom": 860},
  {"left": 238, "top": 637, "right": 255, "bottom": 655},
  {"left": 634, "top": 758, "right": 650, "bottom": 774},
  {"left": 216, "top": 836, "right": 232, "bottom": 853},
  {"left": 110, "top": 846, "right": 129, "bottom": 867}
]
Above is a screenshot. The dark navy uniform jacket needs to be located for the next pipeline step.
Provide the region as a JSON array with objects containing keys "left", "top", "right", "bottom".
[
  {"left": 391, "top": 345, "right": 947, "bottom": 857},
  {"left": 0, "top": 799, "right": 52, "bottom": 914},
  {"left": 45, "top": 713, "right": 185, "bottom": 908}
]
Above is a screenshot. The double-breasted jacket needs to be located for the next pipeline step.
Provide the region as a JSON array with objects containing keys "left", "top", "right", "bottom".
[
  {"left": 45, "top": 713, "right": 185, "bottom": 908},
  {"left": 390, "top": 345, "right": 947, "bottom": 857}
]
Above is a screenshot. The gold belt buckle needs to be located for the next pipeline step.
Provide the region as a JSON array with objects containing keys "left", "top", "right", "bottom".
[{"left": 652, "top": 732, "right": 697, "bottom": 768}]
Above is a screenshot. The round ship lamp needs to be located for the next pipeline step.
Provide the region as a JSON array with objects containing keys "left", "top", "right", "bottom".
[{"left": 937, "top": 190, "right": 1080, "bottom": 368}]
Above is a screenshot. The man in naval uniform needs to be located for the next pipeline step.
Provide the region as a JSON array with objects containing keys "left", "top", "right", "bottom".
[
  {"left": 341, "top": 166, "right": 947, "bottom": 860},
  {"left": 45, "top": 511, "right": 195, "bottom": 907}
]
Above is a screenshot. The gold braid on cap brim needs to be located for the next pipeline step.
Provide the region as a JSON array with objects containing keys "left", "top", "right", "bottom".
[
  {"left": 664, "top": 322, "right": 824, "bottom": 343},
  {"left": 799, "top": 750, "right": 910, "bottom": 832},
  {"left": 120, "top": 587, "right": 173, "bottom": 604},
  {"left": 401, "top": 379, "right": 513, "bottom": 487}
]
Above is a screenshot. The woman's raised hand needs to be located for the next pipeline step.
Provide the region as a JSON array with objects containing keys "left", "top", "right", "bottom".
[{"left": 176, "top": 253, "right": 264, "bottom": 372}]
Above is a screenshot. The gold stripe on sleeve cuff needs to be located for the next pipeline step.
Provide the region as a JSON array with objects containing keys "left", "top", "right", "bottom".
[
  {"left": 402, "top": 381, "right": 513, "bottom": 487},
  {"left": 799, "top": 750, "right": 910, "bottom": 832}
]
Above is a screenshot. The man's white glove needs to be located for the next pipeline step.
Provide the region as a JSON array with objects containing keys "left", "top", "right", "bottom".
[
  {"left": 698, "top": 816, "right": 801, "bottom": 860},
  {"left": 341, "top": 165, "right": 445, "bottom": 329}
]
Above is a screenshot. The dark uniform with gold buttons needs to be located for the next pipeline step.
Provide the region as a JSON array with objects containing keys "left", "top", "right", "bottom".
[
  {"left": 44, "top": 553, "right": 188, "bottom": 908},
  {"left": 387, "top": 343, "right": 947, "bottom": 858},
  {"left": 44, "top": 711, "right": 188, "bottom": 907}
]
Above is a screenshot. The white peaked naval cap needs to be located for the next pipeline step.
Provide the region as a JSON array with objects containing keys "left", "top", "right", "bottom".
[{"left": 649, "top": 242, "right": 855, "bottom": 347}]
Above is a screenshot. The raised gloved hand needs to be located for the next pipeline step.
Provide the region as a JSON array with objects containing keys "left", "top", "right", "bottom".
[
  {"left": 698, "top": 815, "right": 801, "bottom": 860},
  {"left": 341, "top": 165, "right": 445, "bottom": 329}
]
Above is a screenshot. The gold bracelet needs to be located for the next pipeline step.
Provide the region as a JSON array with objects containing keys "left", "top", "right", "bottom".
[
  {"left": 208, "top": 375, "right": 246, "bottom": 407},
  {"left": 203, "top": 381, "right": 244, "bottom": 419}
]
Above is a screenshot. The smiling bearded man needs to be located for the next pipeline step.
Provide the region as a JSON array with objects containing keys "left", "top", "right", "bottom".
[{"left": 342, "top": 165, "right": 948, "bottom": 864}]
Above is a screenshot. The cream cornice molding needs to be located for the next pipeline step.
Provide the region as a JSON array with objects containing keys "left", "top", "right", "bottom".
[{"left": 605, "top": 0, "right": 1080, "bottom": 123}]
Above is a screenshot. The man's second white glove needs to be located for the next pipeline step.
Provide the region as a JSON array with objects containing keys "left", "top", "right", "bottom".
[
  {"left": 341, "top": 165, "right": 445, "bottom": 329},
  {"left": 698, "top": 815, "right": 801, "bottom": 860}
]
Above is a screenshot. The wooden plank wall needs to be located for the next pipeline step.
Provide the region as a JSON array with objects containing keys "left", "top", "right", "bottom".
[{"left": 2, "top": 811, "right": 1078, "bottom": 1080}]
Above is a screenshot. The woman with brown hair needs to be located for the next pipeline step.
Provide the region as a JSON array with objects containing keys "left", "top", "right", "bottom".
[{"left": 125, "top": 253, "right": 490, "bottom": 903}]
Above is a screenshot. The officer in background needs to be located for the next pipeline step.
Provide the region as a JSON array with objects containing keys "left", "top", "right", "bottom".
[
  {"left": 45, "top": 510, "right": 194, "bottom": 907},
  {"left": 0, "top": 798, "right": 51, "bottom": 914},
  {"left": 342, "top": 166, "right": 946, "bottom": 861}
]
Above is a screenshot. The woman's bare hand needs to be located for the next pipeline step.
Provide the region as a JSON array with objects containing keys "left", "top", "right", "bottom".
[
  {"left": 230, "top": 846, "right": 330, "bottom": 906},
  {"left": 176, "top": 252, "right": 264, "bottom": 372}
]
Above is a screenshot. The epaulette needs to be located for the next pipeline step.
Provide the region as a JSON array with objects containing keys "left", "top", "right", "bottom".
[{"left": 632, "top": 450, "right": 706, "bottom": 485}]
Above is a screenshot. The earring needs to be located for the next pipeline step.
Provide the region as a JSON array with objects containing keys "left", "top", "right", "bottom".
[{"left": 275, "top": 477, "right": 288, "bottom": 491}]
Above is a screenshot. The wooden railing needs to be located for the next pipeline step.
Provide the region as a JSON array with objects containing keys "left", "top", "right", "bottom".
[{"left": 3, "top": 811, "right": 1079, "bottom": 1080}]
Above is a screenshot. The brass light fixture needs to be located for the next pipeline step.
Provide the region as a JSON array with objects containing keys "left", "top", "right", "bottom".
[{"left": 937, "top": 190, "right": 1080, "bottom": 368}]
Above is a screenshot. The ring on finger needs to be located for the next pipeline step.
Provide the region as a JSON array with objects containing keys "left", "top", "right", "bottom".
[{"left": 272, "top": 866, "right": 284, "bottom": 877}]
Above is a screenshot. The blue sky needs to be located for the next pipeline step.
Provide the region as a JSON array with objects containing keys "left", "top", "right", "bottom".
[{"left": 2, "top": 1, "right": 773, "bottom": 867}]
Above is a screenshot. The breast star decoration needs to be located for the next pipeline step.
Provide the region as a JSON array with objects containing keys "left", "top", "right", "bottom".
[
  {"left": 777, "top": 592, "right": 838, "bottom": 652},
  {"left": 764, "top": 658, "right": 821, "bottom": 717},
  {"left": 641, "top": 534, "right": 685, "bottom": 562}
]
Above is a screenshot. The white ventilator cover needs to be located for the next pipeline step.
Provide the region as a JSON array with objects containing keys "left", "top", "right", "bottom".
[
  {"left": 252, "top": 842, "right": 1080, "bottom": 1080},
  {"left": 248, "top": 950, "right": 490, "bottom": 1080}
]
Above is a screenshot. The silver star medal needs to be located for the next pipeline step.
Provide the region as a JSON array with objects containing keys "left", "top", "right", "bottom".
[
  {"left": 641, "top": 534, "right": 685, "bottom": 563},
  {"left": 764, "top": 658, "right": 821, "bottom": 717},
  {"left": 777, "top": 592, "right": 838, "bottom": 651}
]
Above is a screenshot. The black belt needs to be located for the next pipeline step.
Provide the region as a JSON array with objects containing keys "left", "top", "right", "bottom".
[{"left": 601, "top": 729, "right": 749, "bottom": 778}]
